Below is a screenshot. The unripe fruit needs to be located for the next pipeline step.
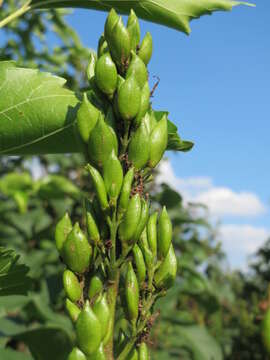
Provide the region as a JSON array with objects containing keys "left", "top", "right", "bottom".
[
  {"left": 117, "top": 75, "right": 141, "bottom": 121},
  {"left": 128, "top": 117, "right": 150, "bottom": 170},
  {"left": 103, "top": 150, "right": 123, "bottom": 204},
  {"left": 55, "top": 212, "right": 72, "bottom": 253},
  {"left": 88, "top": 115, "right": 117, "bottom": 169},
  {"left": 118, "top": 167, "right": 135, "bottom": 216},
  {"left": 62, "top": 223, "right": 92, "bottom": 273},
  {"left": 134, "top": 82, "right": 150, "bottom": 128},
  {"left": 105, "top": 106, "right": 118, "bottom": 151},
  {"left": 76, "top": 301, "right": 102, "bottom": 356},
  {"left": 149, "top": 115, "right": 168, "bottom": 168},
  {"left": 126, "top": 51, "right": 148, "bottom": 89},
  {"left": 67, "top": 347, "right": 87, "bottom": 360},
  {"left": 132, "top": 244, "right": 146, "bottom": 287},
  {"left": 97, "top": 35, "right": 109, "bottom": 58},
  {"left": 147, "top": 212, "right": 158, "bottom": 259},
  {"left": 127, "top": 348, "right": 139, "bottom": 360},
  {"left": 88, "top": 344, "right": 106, "bottom": 360},
  {"left": 63, "top": 269, "right": 82, "bottom": 302},
  {"left": 86, "top": 210, "right": 100, "bottom": 245},
  {"left": 133, "top": 198, "right": 149, "bottom": 242},
  {"left": 104, "top": 9, "right": 119, "bottom": 44},
  {"left": 127, "top": 10, "right": 140, "bottom": 51},
  {"left": 138, "top": 228, "right": 153, "bottom": 269},
  {"left": 65, "top": 298, "right": 81, "bottom": 323},
  {"left": 88, "top": 272, "right": 103, "bottom": 299},
  {"left": 261, "top": 308, "right": 270, "bottom": 354},
  {"left": 119, "top": 194, "right": 141, "bottom": 246},
  {"left": 77, "top": 93, "right": 100, "bottom": 143},
  {"left": 93, "top": 293, "right": 110, "bottom": 340},
  {"left": 95, "top": 53, "right": 117, "bottom": 98},
  {"left": 109, "top": 17, "right": 131, "bottom": 66},
  {"left": 154, "top": 244, "right": 177, "bottom": 289},
  {"left": 157, "top": 206, "right": 172, "bottom": 260},
  {"left": 86, "top": 52, "right": 96, "bottom": 81},
  {"left": 86, "top": 165, "right": 109, "bottom": 212},
  {"left": 125, "top": 262, "right": 139, "bottom": 323},
  {"left": 138, "top": 342, "right": 149, "bottom": 360},
  {"left": 138, "top": 32, "right": 153, "bottom": 65}
]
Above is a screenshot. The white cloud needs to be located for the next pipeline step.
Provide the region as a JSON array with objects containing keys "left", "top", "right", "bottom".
[{"left": 157, "top": 160, "right": 267, "bottom": 218}]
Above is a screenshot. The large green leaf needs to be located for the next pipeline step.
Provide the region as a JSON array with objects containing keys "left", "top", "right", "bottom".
[
  {"left": 0, "top": 61, "right": 82, "bottom": 155},
  {"left": 30, "top": 0, "right": 252, "bottom": 34}
]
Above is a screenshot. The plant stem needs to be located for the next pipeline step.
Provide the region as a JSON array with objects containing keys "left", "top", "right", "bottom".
[{"left": 0, "top": 1, "right": 31, "bottom": 29}]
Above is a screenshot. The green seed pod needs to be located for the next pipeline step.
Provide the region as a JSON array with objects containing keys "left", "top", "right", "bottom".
[
  {"left": 62, "top": 223, "right": 92, "bottom": 273},
  {"left": 86, "top": 210, "right": 100, "bottom": 245},
  {"left": 128, "top": 118, "right": 150, "bottom": 170},
  {"left": 154, "top": 244, "right": 177, "bottom": 290},
  {"left": 138, "top": 343, "right": 149, "bottom": 360},
  {"left": 157, "top": 206, "right": 172, "bottom": 260},
  {"left": 148, "top": 115, "right": 168, "bottom": 168},
  {"left": 105, "top": 106, "right": 118, "bottom": 151},
  {"left": 118, "top": 167, "right": 135, "bottom": 216},
  {"left": 76, "top": 301, "right": 102, "bottom": 356},
  {"left": 138, "top": 229, "right": 153, "bottom": 269},
  {"left": 88, "top": 115, "right": 117, "bottom": 169},
  {"left": 125, "top": 262, "right": 139, "bottom": 323},
  {"left": 98, "top": 34, "right": 109, "bottom": 58},
  {"left": 63, "top": 269, "right": 82, "bottom": 302},
  {"left": 95, "top": 53, "right": 117, "bottom": 98},
  {"left": 117, "top": 75, "right": 141, "bottom": 121},
  {"left": 86, "top": 164, "right": 109, "bottom": 212},
  {"left": 87, "top": 53, "right": 96, "bottom": 81},
  {"left": 138, "top": 32, "right": 153, "bottom": 66},
  {"left": 134, "top": 82, "right": 150, "bottom": 128},
  {"left": 149, "top": 110, "right": 157, "bottom": 131},
  {"left": 126, "top": 51, "right": 148, "bottom": 89},
  {"left": 104, "top": 8, "right": 119, "bottom": 44},
  {"left": 119, "top": 194, "right": 141, "bottom": 246},
  {"left": 93, "top": 293, "right": 110, "bottom": 340},
  {"left": 133, "top": 198, "right": 149, "bottom": 242},
  {"left": 127, "top": 9, "right": 140, "bottom": 51},
  {"left": 65, "top": 298, "right": 81, "bottom": 323},
  {"left": 77, "top": 93, "right": 100, "bottom": 143},
  {"left": 127, "top": 348, "right": 139, "bottom": 360},
  {"left": 132, "top": 244, "right": 146, "bottom": 287},
  {"left": 88, "top": 272, "right": 104, "bottom": 299},
  {"left": 109, "top": 17, "right": 131, "bottom": 65},
  {"left": 67, "top": 347, "right": 87, "bottom": 360},
  {"left": 55, "top": 212, "right": 72, "bottom": 253},
  {"left": 147, "top": 212, "right": 158, "bottom": 259},
  {"left": 88, "top": 344, "right": 107, "bottom": 360},
  {"left": 103, "top": 150, "right": 123, "bottom": 204}
]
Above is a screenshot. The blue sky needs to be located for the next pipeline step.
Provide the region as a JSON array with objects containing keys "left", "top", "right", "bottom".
[{"left": 65, "top": 1, "right": 269, "bottom": 269}]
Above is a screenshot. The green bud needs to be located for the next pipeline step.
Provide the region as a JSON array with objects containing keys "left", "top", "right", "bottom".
[
  {"left": 86, "top": 210, "right": 100, "bottom": 246},
  {"left": 128, "top": 117, "right": 150, "bottom": 170},
  {"left": 77, "top": 93, "right": 100, "bottom": 143},
  {"left": 67, "top": 347, "right": 87, "bottom": 360},
  {"left": 63, "top": 269, "right": 82, "bottom": 302},
  {"left": 117, "top": 75, "right": 141, "bottom": 121},
  {"left": 133, "top": 198, "right": 149, "bottom": 242},
  {"left": 138, "top": 32, "right": 153, "bottom": 65},
  {"left": 127, "top": 348, "right": 139, "bottom": 360},
  {"left": 132, "top": 244, "right": 146, "bottom": 287},
  {"left": 88, "top": 272, "right": 104, "bottom": 299},
  {"left": 93, "top": 293, "right": 110, "bottom": 340},
  {"left": 138, "top": 229, "right": 153, "bottom": 269},
  {"left": 88, "top": 115, "right": 117, "bottom": 169},
  {"left": 154, "top": 244, "right": 177, "bottom": 289},
  {"left": 134, "top": 82, "right": 150, "bottom": 128},
  {"left": 148, "top": 115, "right": 168, "bottom": 168},
  {"left": 104, "top": 9, "right": 119, "bottom": 44},
  {"left": 118, "top": 167, "right": 135, "bottom": 217},
  {"left": 127, "top": 9, "right": 140, "bottom": 51},
  {"left": 119, "top": 194, "right": 141, "bottom": 246},
  {"left": 62, "top": 223, "right": 92, "bottom": 273},
  {"left": 95, "top": 53, "right": 117, "bottom": 98},
  {"left": 125, "top": 262, "right": 139, "bottom": 323},
  {"left": 138, "top": 342, "right": 149, "bottom": 360},
  {"left": 55, "top": 212, "right": 72, "bottom": 253},
  {"left": 65, "top": 298, "right": 81, "bottom": 323},
  {"left": 147, "top": 212, "right": 158, "bottom": 259},
  {"left": 87, "top": 52, "right": 96, "bottom": 81},
  {"left": 88, "top": 344, "right": 107, "bottom": 360},
  {"left": 109, "top": 17, "right": 131, "bottom": 66},
  {"left": 105, "top": 106, "right": 119, "bottom": 151},
  {"left": 97, "top": 35, "right": 109, "bottom": 57},
  {"left": 126, "top": 51, "right": 148, "bottom": 89},
  {"left": 86, "top": 164, "right": 109, "bottom": 212},
  {"left": 103, "top": 150, "right": 123, "bottom": 204},
  {"left": 76, "top": 301, "right": 102, "bottom": 356},
  {"left": 157, "top": 206, "right": 172, "bottom": 259}
]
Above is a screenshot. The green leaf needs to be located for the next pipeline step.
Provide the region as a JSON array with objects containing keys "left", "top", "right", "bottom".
[
  {"left": 37, "top": 175, "right": 81, "bottom": 200},
  {"left": 30, "top": 0, "right": 253, "bottom": 34},
  {"left": 0, "top": 248, "right": 32, "bottom": 296},
  {"left": 0, "top": 348, "right": 33, "bottom": 360},
  {"left": 0, "top": 61, "right": 82, "bottom": 155}
]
